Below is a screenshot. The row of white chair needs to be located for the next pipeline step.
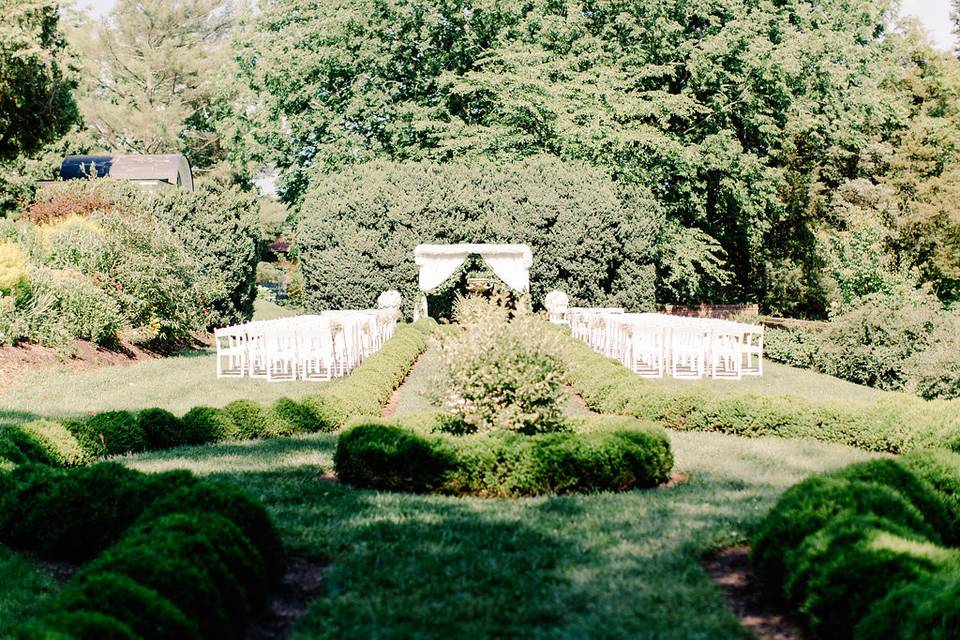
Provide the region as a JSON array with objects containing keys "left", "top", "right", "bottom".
[
  {"left": 214, "top": 309, "right": 400, "bottom": 382},
  {"left": 564, "top": 309, "right": 764, "bottom": 380}
]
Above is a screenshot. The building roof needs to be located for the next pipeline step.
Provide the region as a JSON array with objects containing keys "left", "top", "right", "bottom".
[{"left": 60, "top": 154, "right": 193, "bottom": 191}]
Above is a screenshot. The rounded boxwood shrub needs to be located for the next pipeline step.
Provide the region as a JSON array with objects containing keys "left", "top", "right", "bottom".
[
  {"left": 0, "top": 425, "right": 59, "bottom": 466},
  {"left": 855, "top": 560, "right": 960, "bottom": 640},
  {"left": 0, "top": 462, "right": 157, "bottom": 561},
  {"left": 12, "top": 420, "right": 88, "bottom": 466},
  {"left": 902, "top": 449, "right": 960, "bottom": 540},
  {"left": 80, "top": 513, "right": 251, "bottom": 638},
  {"left": 137, "top": 408, "right": 187, "bottom": 450},
  {"left": 221, "top": 399, "right": 273, "bottom": 440},
  {"left": 335, "top": 422, "right": 456, "bottom": 493},
  {"left": 828, "top": 458, "right": 957, "bottom": 545},
  {"left": 180, "top": 406, "right": 236, "bottom": 445},
  {"left": 18, "top": 610, "right": 139, "bottom": 639},
  {"left": 54, "top": 571, "right": 200, "bottom": 640},
  {"left": 68, "top": 411, "right": 147, "bottom": 457},
  {"left": 751, "top": 476, "right": 936, "bottom": 594},
  {"left": 787, "top": 514, "right": 949, "bottom": 639},
  {"left": 269, "top": 397, "right": 316, "bottom": 434},
  {"left": 140, "top": 481, "right": 285, "bottom": 583}
]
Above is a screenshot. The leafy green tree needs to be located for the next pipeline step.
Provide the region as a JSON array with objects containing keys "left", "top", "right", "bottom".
[
  {"left": 69, "top": 0, "right": 240, "bottom": 174},
  {"left": 240, "top": 0, "right": 905, "bottom": 306},
  {"left": 0, "top": 0, "right": 78, "bottom": 162}
]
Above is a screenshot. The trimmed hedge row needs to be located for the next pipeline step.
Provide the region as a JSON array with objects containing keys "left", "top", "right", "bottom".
[
  {"left": 0, "top": 462, "right": 284, "bottom": 639},
  {"left": 554, "top": 326, "right": 960, "bottom": 454},
  {"left": 752, "top": 451, "right": 960, "bottom": 639},
  {"left": 334, "top": 416, "right": 674, "bottom": 497},
  {"left": 0, "top": 320, "right": 434, "bottom": 467}
]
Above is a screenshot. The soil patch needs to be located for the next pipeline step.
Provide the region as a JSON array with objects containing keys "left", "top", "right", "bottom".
[
  {"left": 703, "top": 546, "right": 802, "bottom": 640},
  {"left": 0, "top": 337, "right": 205, "bottom": 390},
  {"left": 246, "top": 556, "right": 327, "bottom": 640}
]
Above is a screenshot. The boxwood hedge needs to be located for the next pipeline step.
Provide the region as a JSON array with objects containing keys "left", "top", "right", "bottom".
[
  {"left": 752, "top": 451, "right": 960, "bottom": 639},
  {"left": 0, "top": 319, "right": 433, "bottom": 468},
  {"left": 554, "top": 325, "right": 960, "bottom": 454},
  {"left": 1, "top": 463, "right": 284, "bottom": 640},
  {"left": 334, "top": 416, "right": 674, "bottom": 497}
]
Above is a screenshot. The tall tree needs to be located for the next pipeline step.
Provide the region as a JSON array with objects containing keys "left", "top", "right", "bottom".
[
  {"left": 0, "top": 0, "right": 78, "bottom": 162},
  {"left": 69, "top": 0, "right": 238, "bottom": 173}
]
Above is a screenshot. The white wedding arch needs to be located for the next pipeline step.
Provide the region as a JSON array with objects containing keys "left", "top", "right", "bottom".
[{"left": 413, "top": 243, "right": 533, "bottom": 319}]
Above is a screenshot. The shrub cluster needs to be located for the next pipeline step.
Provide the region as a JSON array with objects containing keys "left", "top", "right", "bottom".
[
  {"left": 764, "top": 287, "right": 960, "bottom": 400},
  {"left": 554, "top": 324, "right": 960, "bottom": 454},
  {"left": 296, "top": 157, "right": 660, "bottom": 319},
  {"left": 0, "top": 178, "right": 261, "bottom": 350},
  {"left": 0, "top": 462, "right": 284, "bottom": 639},
  {"left": 0, "top": 321, "right": 433, "bottom": 467},
  {"left": 334, "top": 416, "right": 674, "bottom": 497},
  {"left": 432, "top": 295, "right": 567, "bottom": 435},
  {"left": 752, "top": 452, "right": 960, "bottom": 639}
]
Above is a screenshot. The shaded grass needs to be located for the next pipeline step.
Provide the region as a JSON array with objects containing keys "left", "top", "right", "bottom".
[
  {"left": 121, "top": 430, "right": 878, "bottom": 639},
  {"left": 0, "top": 546, "right": 60, "bottom": 639}
]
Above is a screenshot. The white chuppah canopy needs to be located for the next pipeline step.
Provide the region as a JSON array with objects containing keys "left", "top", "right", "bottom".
[{"left": 413, "top": 243, "right": 533, "bottom": 319}]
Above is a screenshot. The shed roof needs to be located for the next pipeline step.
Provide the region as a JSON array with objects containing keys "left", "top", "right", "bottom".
[{"left": 60, "top": 154, "right": 193, "bottom": 191}]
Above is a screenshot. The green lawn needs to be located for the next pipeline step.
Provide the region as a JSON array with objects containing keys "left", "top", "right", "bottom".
[
  {"left": 117, "top": 429, "right": 877, "bottom": 639},
  {"left": 0, "top": 325, "right": 895, "bottom": 638}
]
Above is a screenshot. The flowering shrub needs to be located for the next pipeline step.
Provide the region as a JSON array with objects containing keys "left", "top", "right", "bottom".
[{"left": 433, "top": 294, "right": 567, "bottom": 435}]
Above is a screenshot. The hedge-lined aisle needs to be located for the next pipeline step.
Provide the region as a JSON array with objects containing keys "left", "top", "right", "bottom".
[{"left": 116, "top": 429, "right": 878, "bottom": 638}]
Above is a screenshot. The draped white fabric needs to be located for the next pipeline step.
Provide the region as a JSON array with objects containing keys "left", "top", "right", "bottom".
[
  {"left": 413, "top": 244, "right": 533, "bottom": 318},
  {"left": 417, "top": 253, "right": 469, "bottom": 291}
]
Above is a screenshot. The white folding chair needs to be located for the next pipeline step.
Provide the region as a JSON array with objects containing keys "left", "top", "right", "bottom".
[{"left": 214, "top": 326, "right": 247, "bottom": 378}]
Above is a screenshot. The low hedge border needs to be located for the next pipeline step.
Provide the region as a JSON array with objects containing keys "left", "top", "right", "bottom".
[
  {"left": 552, "top": 326, "right": 960, "bottom": 454},
  {"left": 0, "top": 320, "right": 434, "bottom": 466},
  {"left": 334, "top": 416, "right": 674, "bottom": 497},
  {"left": 0, "top": 461, "right": 284, "bottom": 639},
  {"left": 751, "top": 451, "right": 960, "bottom": 639}
]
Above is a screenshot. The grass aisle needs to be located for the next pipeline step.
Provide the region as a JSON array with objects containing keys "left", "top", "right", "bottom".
[{"left": 122, "top": 429, "right": 877, "bottom": 639}]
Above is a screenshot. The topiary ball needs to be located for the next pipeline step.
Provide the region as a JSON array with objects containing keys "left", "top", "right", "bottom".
[{"left": 137, "top": 408, "right": 187, "bottom": 450}]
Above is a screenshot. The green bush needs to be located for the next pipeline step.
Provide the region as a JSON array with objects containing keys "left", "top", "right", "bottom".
[
  {"left": 222, "top": 399, "right": 273, "bottom": 440},
  {"left": 68, "top": 411, "right": 147, "bottom": 457},
  {"left": 787, "top": 514, "right": 949, "bottom": 639},
  {"left": 335, "top": 422, "right": 457, "bottom": 493},
  {"left": 902, "top": 449, "right": 960, "bottom": 538},
  {"left": 13, "top": 419, "right": 88, "bottom": 466},
  {"left": 762, "top": 326, "right": 819, "bottom": 369},
  {"left": 140, "top": 481, "right": 285, "bottom": 583},
  {"left": 336, "top": 417, "right": 674, "bottom": 497},
  {"left": 0, "top": 463, "right": 158, "bottom": 561},
  {"left": 297, "top": 157, "right": 659, "bottom": 319},
  {"left": 829, "top": 458, "right": 958, "bottom": 546},
  {"left": 751, "top": 476, "right": 935, "bottom": 593},
  {"left": 179, "top": 406, "right": 237, "bottom": 445},
  {"left": 433, "top": 296, "right": 567, "bottom": 435},
  {"left": 269, "top": 397, "right": 317, "bottom": 434},
  {"left": 904, "top": 312, "right": 960, "bottom": 400},
  {"left": 53, "top": 572, "right": 200, "bottom": 640},
  {"left": 78, "top": 513, "right": 254, "bottom": 639},
  {"left": 855, "top": 560, "right": 960, "bottom": 640},
  {"left": 137, "top": 408, "right": 186, "bottom": 450},
  {"left": 150, "top": 183, "right": 261, "bottom": 328},
  {"left": 27, "top": 268, "right": 122, "bottom": 345},
  {"left": 17, "top": 611, "right": 139, "bottom": 639},
  {"left": 0, "top": 424, "right": 67, "bottom": 466}
]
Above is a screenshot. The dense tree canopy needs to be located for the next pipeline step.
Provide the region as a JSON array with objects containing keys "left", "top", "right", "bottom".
[{"left": 239, "top": 0, "right": 953, "bottom": 311}]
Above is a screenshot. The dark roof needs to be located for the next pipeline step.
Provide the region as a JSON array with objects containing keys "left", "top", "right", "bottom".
[{"left": 60, "top": 154, "right": 193, "bottom": 191}]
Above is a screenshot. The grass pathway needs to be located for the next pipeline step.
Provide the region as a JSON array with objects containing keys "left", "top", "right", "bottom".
[{"left": 118, "top": 429, "right": 877, "bottom": 640}]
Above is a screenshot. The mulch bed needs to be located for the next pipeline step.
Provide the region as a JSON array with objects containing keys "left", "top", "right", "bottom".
[{"left": 703, "top": 546, "right": 803, "bottom": 640}]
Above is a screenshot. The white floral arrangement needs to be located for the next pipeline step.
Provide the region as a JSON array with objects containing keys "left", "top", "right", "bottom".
[
  {"left": 377, "top": 289, "right": 403, "bottom": 309},
  {"left": 543, "top": 290, "right": 569, "bottom": 312}
]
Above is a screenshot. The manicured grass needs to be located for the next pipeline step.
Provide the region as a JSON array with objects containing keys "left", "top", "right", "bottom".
[
  {"left": 120, "top": 429, "right": 878, "bottom": 639},
  {"left": 647, "top": 359, "right": 894, "bottom": 404},
  {"left": 0, "top": 301, "right": 322, "bottom": 425}
]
